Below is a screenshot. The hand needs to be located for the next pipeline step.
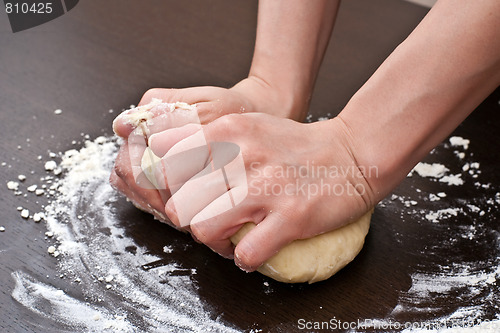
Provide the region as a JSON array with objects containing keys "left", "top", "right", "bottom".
[
  {"left": 110, "top": 77, "right": 307, "bottom": 227},
  {"left": 148, "top": 113, "right": 376, "bottom": 270}
]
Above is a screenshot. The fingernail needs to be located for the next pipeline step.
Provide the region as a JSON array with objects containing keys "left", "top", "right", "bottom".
[
  {"left": 234, "top": 251, "right": 252, "bottom": 273},
  {"left": 191, "top": 233, "right": 202, "bottom": 244},
  {"left": 165, "top": 199, "right": 176, "bottom": 215}
]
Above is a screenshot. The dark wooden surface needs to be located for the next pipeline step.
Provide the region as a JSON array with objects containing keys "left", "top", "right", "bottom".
[{"left": 1, "top": 1, "right": 499, "bottom": 332}]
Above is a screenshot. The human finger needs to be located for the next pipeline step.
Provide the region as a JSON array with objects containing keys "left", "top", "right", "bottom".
[{"left": 233, "top": 211, "right": 298, "bottom": 272}]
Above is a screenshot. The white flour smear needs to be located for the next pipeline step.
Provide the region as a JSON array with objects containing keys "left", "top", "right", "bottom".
[
  {"left": 372, "top": 136, "right": 500, "bottom": 332},
  {"left": 10, "top": 136, "right": 240, "bottom": 333}
]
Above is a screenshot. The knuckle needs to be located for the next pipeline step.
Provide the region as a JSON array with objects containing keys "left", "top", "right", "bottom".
[
  {"left": 190, "top": 222, "right": 212, "bottom": 243},
  {"left": 113, "top": 162, "right": 126, "bottom": 179},
  {"left": 113, "top": 155, "right": 130, "bottom": 180},
  {"left": 141, "top": 88, "right": 164, "bottom": 104},
  {"left": 143, "top": 88, "right": 160, "bottom": 99},
  {"left": 109, "top": 170, "right": 121, "bottom": 188},
  {"left": 213, "top": 113, "right": 246, "bottom": 137},
  {"left": 164, "top": 201, "right": 181, "bottom": 228}
]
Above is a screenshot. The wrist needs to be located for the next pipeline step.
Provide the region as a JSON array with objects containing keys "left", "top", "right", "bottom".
[
  {"left": 328, "top": 109, "right": 394, "bottom": 204},
  {"left": 312, "top": 117, "right": 378, "bottom": 209},
  {"left": 231, "top": 76, "right": 309, "bottom": 122},
  {"left": 337, "top": 93, "right": 430, "bottom": 202}
]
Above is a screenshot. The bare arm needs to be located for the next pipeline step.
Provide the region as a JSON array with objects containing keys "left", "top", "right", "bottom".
[
  {"left": 234, "top": 0, "right": 340, "bottom": 120},
  {"left": 339, "top": 0, "right": 500, "bottom": 201}
]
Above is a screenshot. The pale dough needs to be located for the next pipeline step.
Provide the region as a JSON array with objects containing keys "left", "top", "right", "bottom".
[
  {"left": 141, "top": 147, "right": 162, "bottom": 188},
  {"left": 140, "top": 136, "right": 372, "bottom": 284},
  {"left": 230, "top": 212, "right": 371, "bottom": 284}
]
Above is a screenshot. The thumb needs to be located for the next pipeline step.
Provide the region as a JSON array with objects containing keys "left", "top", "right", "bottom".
[{"left": 233, "top": 212, "right": 297, "bottom": 272}]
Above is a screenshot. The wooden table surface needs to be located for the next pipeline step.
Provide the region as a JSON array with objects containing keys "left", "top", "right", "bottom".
[{"left": 1, "top": 1, "right": 499, "bottom": 332}]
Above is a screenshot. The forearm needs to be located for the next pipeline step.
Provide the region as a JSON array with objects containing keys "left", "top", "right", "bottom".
[
  {"left": 233, "top": 0, "right": 340, "bottom": 121},
  {"left": 338, "top": 0, "right": 500, "bottom": 199}
]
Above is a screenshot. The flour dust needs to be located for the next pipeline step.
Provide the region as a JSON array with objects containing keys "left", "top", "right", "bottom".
[{"left": 9, "top": 136, "right": 240, "bottom": 333}]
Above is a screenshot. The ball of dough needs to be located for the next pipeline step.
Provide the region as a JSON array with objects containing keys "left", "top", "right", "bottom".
[
  {"left": 230, "top": 212, "right": 371, "bottom": 284},
  {"left": 141, "top": 147, "right": 162, "bottom": 188}
]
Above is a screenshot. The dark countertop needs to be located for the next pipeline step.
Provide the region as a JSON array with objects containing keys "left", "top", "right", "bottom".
[{"left": 1, "top": 1, "right": 498, "bottom": 332}]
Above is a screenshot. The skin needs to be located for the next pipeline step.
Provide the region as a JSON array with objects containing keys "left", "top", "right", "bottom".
[{"left": 111, "top": 0, "right": 500, "bottom": 272}]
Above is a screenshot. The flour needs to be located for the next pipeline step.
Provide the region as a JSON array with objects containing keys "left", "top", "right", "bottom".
[
  {"left": 9, "top": 135, "right": 240, "bottom": 333},
  {"left": 7, "top": 180, "right": 19, "bottom": 191},
  {"left": 409, "top": 139, "right": 482, "bottom": 187},
  {"left": 20, "top": 208, "right": 29, "bottom": 219},
  {"left": 397, "top": 262, "right": 500, "bottom": 332},
  {"left": 163, "top": 245, "right": 174, "bottom": 254},
  {"left": 424, "top": 207, "right": 461, "bottom": 223},
  {"left": 377, "top": 134, "right": 499, "bottom": 332},
  {"left": 44, "top": 160, "right": 57, "bottom": 171},
  {"left": 12, "top": 271, "right": 135, "bottom": 332},
  {"left": 439, "top": 174, "right": 464, "bottom": 186},
  {"left": 449, "top": 136, "right": 470, "bottom": 150},
  {"left": 33, "top": 212, "right": 44, "bottom": 222},
  {"left": 411, "top": 162, "right": 449, "bottom": 178}
]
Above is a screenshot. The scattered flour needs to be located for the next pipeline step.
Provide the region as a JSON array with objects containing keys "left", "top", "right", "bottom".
[
  {"left": 408, "top": 137, "right": 481, "bottom": 187},
  {"left": 9, "top": 135, "right": 241, "bottom": 333},
  {"left": 20, "top": 209, "right": 30, "bottom": 219},
  {"left": 377, "top": 134, "right": 499, "bottom": 332},
  {"left": 12, "top": 271, "right": 135, "bottom": 332},
  {"left": 449, "top": 136, "right": 470, "bottom": 150},
  {"left": 411, "top": 162, "right": 449, "bottom": 178},
  {"left": 396, "top": 262, "right": 500, "bottom": 332},
  {"left": 429, "top": 193, "right": 441, "bottom": 202},
  {"left": 439, "top": 174, "right": 464, "bottom": 186},
  {"left": 163, "top": 245, "right": 174, "bottom": 254},
  {"left": 33, "top": 212, "right": 44, "bottom": 222},
  {"left": 7, "top": 180, "right": 19, "bottom": 191},
  {"left": 424, "top": 208, "right": 461, "bottom": 223},
  {"left": 44, "top": 160, "right": 57, "bottom": 171}
]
